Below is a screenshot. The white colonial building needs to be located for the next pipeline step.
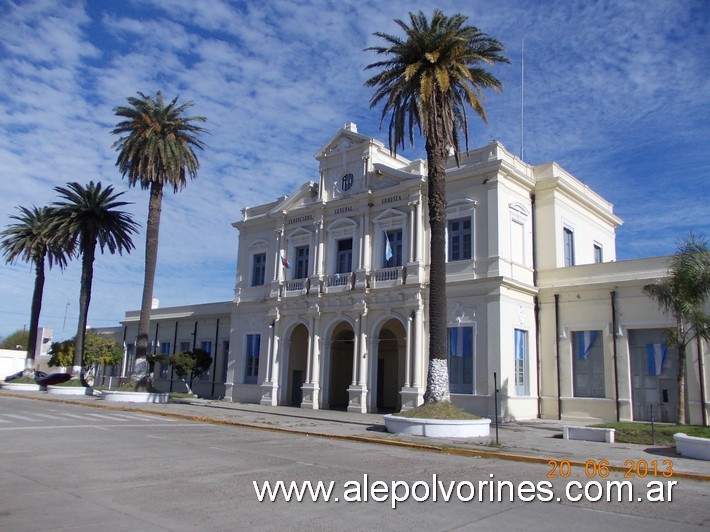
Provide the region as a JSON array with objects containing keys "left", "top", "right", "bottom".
[{"left": 118, "top": 123, "right": 708, "bottom": 425}]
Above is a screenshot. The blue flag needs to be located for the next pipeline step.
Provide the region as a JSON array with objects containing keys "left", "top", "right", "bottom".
[{"left": 385, "top": 232, "right": 393, "bottom": 261}]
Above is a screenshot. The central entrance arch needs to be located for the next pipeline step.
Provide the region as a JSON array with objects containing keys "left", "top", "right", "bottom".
[
  {"left": 375, "top": 318, "right": 406, "bottom": 412},
  {"left": 286, "top": 324, "right": 308, "bottom": 407},
  {"left": 327, "top": 323, "right": 354, "bottom": 410}
]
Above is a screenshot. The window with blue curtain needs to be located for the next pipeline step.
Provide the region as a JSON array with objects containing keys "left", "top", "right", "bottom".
[
  {"left": 514, "top": 329, "right": 527, "bottom": 395},
  {"left": 199, "top": 341, "right": 212, "bottom": 380},
  {"left": 572, "top": 330, "right": 604, "bottom": 397},
  {"left": 448, "top": 326, "right": 474, "bottom": 394},
  {"left": 221, "top": 340, "right": 230, "bottom": 382},
  {"left": 294, "top": 245, "right": 309, "bottom": 279},
  {"left": 252, "top": 253, "right": 266, "bottom": 286},
  {"left": 244, "top": 334, "right": 261, "bottom": 384},
  {"left": 159, "top": 342, "right": 171, "bottom": 378},
  {"left": 448, "top": 218, "right": 472, "bottom": 262}
]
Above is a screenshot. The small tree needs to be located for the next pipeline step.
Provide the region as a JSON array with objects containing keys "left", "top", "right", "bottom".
[
  {"left": 0, "top": 329, "right": 30, "bottom": 350},
  {"left": 48, "top": 340, "right": 75, "bottom": 368},
  {"left": 163, "top": 348, "right": 212, "bottom": 396},
  {"left": 48, "top": 331, "right": 122, "bottom": 383},
  {"left": 643, "top": 233, "right": 710, "bottom": 424},
  {"left": 83, "top": 331, "right": 124, "bottom": 382}
]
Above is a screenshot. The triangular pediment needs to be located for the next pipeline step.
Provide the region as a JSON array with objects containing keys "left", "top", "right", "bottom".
[
  {"left": 269, "top": 181, "right": 318, "bottom": 214},
  {"left": 315, "top": 123, "right": 378, "bottom": 160},
  {"left": 370, "top": 162, "right": 424, "bottom": 191}
]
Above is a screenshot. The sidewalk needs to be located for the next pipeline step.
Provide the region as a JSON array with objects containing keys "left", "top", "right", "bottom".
[{"left": 2, "top": 389, "right": 709, "bottom": 480}]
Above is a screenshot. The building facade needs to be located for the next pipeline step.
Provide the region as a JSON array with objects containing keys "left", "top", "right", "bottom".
[{"left": 118, "top": 124, "right": 708, "bottom": 425}]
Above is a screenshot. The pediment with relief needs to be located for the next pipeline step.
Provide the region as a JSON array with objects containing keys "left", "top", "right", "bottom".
[{"left": 370, "top": 162, "right": 422, "bottom": 192}]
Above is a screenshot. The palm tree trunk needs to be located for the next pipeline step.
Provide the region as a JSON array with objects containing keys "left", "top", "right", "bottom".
[
  {"left": 677, "top": 340, "right": 686, "bottom": 424},
  {"left": 23, "top": 258, "right": 45, "bottom": 376},
  {"left": 73, "top": 242, "right": 96, "bottom": 387},
  {"left": 423, "top": 129, "right": 451, "bottom": 404},
  {"left": 135, "top": 181, "right": 163, "bottom": 378}
]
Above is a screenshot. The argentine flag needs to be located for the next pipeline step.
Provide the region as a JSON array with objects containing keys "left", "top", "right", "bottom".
[
  {"left": 575, "top": 330, "right": 598, "bottom": 360},
  {"left": 384, "top": 232, "right": 393, "bottom": 261},
  {"left": 646, "top": 343, "right": 667, "bottom": 376}
]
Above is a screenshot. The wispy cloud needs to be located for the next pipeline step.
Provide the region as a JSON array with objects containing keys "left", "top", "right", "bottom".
[{"left": 0, "top": 0, "right": 707, "bottom": 339}]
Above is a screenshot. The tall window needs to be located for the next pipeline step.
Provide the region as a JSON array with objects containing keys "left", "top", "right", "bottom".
[
  {"left": 199, "top": 341, "right": 212, "bottom": 381},
  {"left": 336, "top": 238, "right": 353, "bottom": 273},
  {"left": 572, "top": 330, "right": 604, "bottom": 398},
  {"left": 179, "top": 341, "right": 191, "bottom": 354},
  {"left": 448, "top": 326, "right": 474, "bottom": 394},
  {"left": 514, "top": 330, "right": 527, "bottom": 395},
  {"left": 383, "top": 229, "right": 403, "bottom": 267},
  {"left": 159, "top": 342, "right": 171, "bottom": 378},
  {"left": 594, "top": 243, "right": 603, "bottom": 264},
  {"left": 448, "top": 218, "right": 472, "bottom": 261},
  {"left": 244, "top": 334, "right": 261, "bottom": 384},
  {"left": 125, "top": 343, "right": 135, "bottom": 376},
  {"left": 563, "top": 227, "right": 575, "bottom": 266},
  {"left": 221, "top": 340, "right": 230, "bottom": 382},
  {"left": 252, "top": 252, "right": 266, "bottom": 286},
  {"left": 294, "top": 245, "right": 309, "bottom": 279},
  {"left": 511, "top": 220, "right": 525, "bottom": 265}
]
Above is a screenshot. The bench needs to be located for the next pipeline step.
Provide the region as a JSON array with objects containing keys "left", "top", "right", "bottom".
[{"left": 563, "top": 425, "right": 615, "bottom": 443}]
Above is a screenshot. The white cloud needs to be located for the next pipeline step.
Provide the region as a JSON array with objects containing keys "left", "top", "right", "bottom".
[{"left": 0, "top": 0, "right": 707, "bottom": 339}]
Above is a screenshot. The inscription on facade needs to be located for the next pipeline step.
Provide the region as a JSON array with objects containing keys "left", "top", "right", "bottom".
[
  {"left": 333, "top": 206, "right": 354, "bottom": 215},
  {"left": 288, "top": 214, "right": 313, "bottom": 225},
  {"left": 381, "top": 195, "right": 402, "bottom": 205}
]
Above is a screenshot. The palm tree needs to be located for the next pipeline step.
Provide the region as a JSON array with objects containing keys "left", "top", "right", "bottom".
[
  {"left": 1, "top": 206, "right": 69, "bottom": 376},
  {"left": 112, "top": 91, "right": 207, "bottom": 378},
  {"left": 365, "top": 10, "right": 508, "bottom": 403},
  {"left": 50, "top": 182, "right": 138, "bottom": 385},
  {"left": 643, "top": 234, "right": 710, "bottom": 424}
]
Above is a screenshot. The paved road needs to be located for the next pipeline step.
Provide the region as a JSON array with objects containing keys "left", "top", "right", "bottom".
[{"left": 1, "top": 396, "right": 708, "bottom": 531}]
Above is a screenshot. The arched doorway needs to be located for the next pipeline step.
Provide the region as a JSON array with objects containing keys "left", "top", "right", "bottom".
[
  {"left": 376, "top": 319, "right": 406, "bottom": 412},
  {"left": 286, "top": 324, "right": 308, "bottom": 407},
  {"left": 328, "top": 324, "right": 354, "bottom": 410}
]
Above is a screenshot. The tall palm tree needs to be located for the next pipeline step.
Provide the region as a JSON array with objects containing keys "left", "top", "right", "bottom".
[
  {"left": 1, "top": 206, "right": 69, "bottom": 376},
  {"left": 50, "top": 182, "right": 138, "bottom": 384},
  {"left": 112, "top": 91, "right": 207, "bottom": 377},
  {"left": 366, "top": 10, "right": 508, "bottom": 403},
  {"left": 643, "top": 234, "right": 710, "bottom": 424}
]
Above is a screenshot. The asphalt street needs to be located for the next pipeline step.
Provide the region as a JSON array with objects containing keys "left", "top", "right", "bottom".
[{"left": 1, "top": 395, "right": 708, "bottom": 531}]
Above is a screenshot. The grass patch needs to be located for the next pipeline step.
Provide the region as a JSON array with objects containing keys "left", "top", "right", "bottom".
[
  {"left": 94, "top": 378, "right": 162, "bottom": 393},
  {"left": 52, "top": 379, "right": 85, "bottom": 387},
  {"left": 3, "top": 377, "right": 37, "bottom": 384},
  {"left": 169, "top": 392, "right": 197, "bottom": 399},
  {"left": 94, "top": 382, "right": 140, "bottom": 392},
  {"left": 393, "top": 402, "right": 480, "bottom": 420},
  {"left": 592, "top": 422, "right": 710, "bottom": 446}
]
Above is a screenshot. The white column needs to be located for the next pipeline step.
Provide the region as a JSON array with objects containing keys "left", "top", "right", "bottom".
[
  {"left": 264, "top": 324, "right": 273, "bottom": 383},
  {"left": 351, "top": 318, "right": 359, "bottom": 386},
  {"left": 413, "top": 307, "right": 424, "bottom": 388},
  {"left": 318, "top": 218, "right": 326, "bottom": 274},
  {"left": 273, "top": 229, "right": 283, "bottom": 282},
  {"left": 358, "top": 313, "right": 368, "bottom": 386},
  {"left": 312, "top": 223, "right": 320, "bottom": 276},
  {"left": 311, "top": 316, "right": 321, "bottom": 387},
  {"left": 271, "top": 323, "right": 281, "bottom": 390},
  {"left": 405, "top": 312, "right": 412, "bottom": 387},
  {"left": 408, "top": 202, "right": 416, "bottom": 263},
  {"left": 416, "top": 199, "right": 423, "bottom": 262}
]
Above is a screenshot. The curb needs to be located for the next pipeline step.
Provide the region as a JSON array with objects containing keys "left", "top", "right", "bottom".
[{"left": 3, "top": 391, "right": 709, "bottom": 482}]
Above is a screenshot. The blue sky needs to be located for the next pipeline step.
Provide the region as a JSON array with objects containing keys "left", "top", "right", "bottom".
[{"left": 1, "top": 0, "right": 708, "bottom": 341}]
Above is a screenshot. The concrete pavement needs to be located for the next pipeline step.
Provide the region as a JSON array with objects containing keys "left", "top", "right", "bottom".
[{"left": 1, "top": 388, "right": 708, "bottom": 481}]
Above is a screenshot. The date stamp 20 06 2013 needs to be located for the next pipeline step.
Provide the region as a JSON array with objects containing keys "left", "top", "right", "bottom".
[{"left": 547, "top": 459, "right": 674, "bottom": 479}]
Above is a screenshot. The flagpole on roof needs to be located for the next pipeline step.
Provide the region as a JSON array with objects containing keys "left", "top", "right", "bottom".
[{"left": 521, "top": 36, "right": 525, "bottom": 161}]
